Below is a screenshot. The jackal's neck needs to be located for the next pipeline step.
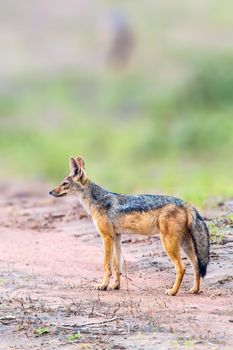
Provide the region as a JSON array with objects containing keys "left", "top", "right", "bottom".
[{"left": 76, "top": 179, "right": 109, "bottom": 214}]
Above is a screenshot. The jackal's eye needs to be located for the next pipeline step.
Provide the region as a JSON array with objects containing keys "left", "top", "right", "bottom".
[{"left": 62, "top": 181, "right": 69, "bottom": 187}]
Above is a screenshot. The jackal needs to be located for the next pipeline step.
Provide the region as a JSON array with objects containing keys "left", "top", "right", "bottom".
[{"left": 49, "top": 156, "right": 209, "bottom": 296}]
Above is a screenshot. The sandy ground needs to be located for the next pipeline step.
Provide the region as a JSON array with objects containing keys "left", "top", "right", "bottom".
[{"left": 0, "top": 182, "right": 232, "bottom": 349}]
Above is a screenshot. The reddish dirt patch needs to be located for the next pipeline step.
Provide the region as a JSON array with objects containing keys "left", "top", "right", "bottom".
[{"left": 0, "top": 182, "right": 232, "bottom": 349}]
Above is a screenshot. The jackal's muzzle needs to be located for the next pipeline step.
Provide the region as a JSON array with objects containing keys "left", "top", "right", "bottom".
[{"left": 49, "top": 189, "right": 67, "bottom": 197}]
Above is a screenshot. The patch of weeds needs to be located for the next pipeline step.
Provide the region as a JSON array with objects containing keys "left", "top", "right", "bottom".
[
  {"left": 224, "top": 213, "right": 233, "bottom": 226},
  {"left": 183, "top": 339, "right": 197, "bottom": 348},
  {"left": 171, "top": 339, "right": 197, "bottom": 349},
  {"left": 34, "top": 326, "right": 50, "bottom": 336},
  {"left": 208, "top": 222, "right": 224, "bottom": 243},
  {"left": 67, "top": 332, "right": 81, "bottom": 342},
  {"left": 170, "top": 340, "right": 179, "bottom": 348}
]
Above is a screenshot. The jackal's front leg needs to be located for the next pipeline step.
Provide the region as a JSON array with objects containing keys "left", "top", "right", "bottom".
[
  {"left": 109, "top": 234, "right": 122, "bottom": 290},
  {"left": 97, "top": 235, "right": 113, "bottom": 290}
]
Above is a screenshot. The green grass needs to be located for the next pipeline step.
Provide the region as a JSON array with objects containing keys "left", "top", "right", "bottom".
[
  {"left": 67, "top": 332, "right": 81, "bottom": 342},
  {"left": 34, "top": 327, "right": 50, "bottom": 336},
  {"left": 1, "top": 56, "right": 233, "bottom": 206}
]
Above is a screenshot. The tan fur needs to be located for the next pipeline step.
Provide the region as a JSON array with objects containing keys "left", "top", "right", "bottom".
[{"left": 114, "top": 209, "right": 161, "bottom": 236}]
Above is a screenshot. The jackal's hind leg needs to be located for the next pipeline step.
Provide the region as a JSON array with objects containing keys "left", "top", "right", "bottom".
[
  {"left": 181, "top": 236, "right": 200, "bottom": 294},
  {"left": 109, "top": 234, "right": 122, "bottom": 290},
  {"left": 160, "top": 232, "right": 186, "bottom": 296}
]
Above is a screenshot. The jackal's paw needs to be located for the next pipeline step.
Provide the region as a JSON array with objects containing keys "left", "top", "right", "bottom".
[
  {"left": 96, "top": 283, "right": 108, "bottom": 291},
  {"left": 165, "top": 288, "right": 177, "bottom": 296},
  {"left": 189, "top": 287, "right": 200, "bottom": 294},
  {"left": 109, "top": 282, "right": 120, "bottom": 290}
]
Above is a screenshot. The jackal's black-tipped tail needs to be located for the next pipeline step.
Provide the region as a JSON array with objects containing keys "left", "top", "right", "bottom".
[{"left": 185, "top": 204, "right": 210, "bottom": 277}]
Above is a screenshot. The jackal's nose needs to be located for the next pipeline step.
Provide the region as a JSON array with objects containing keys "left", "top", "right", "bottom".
[{"left": 49, "top": 190, "right": 54, "bottom": 196}]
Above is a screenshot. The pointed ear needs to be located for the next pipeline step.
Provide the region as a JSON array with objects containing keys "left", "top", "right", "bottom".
[
  {"left": 69, "top": 157, "right": 78, "bottom": 176},
  {"left": 75, "top": 156, "right": 85, "bottom": 170}
]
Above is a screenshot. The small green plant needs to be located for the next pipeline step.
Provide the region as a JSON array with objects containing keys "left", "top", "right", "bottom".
[
  {"left": 225, "top": 214, "right": 233, "bottom": 225},
  {"left": 208, "top": 222, "right": 224, "bottom": 243},
  {"left": 184, "top": 339, "right": 197, "bottom": 348},
  {"left": 34, "top": 327, "right": 50, "bottom": 336},
  {"left": 67, "top": 332, "right": 81, "bottom": 342}
]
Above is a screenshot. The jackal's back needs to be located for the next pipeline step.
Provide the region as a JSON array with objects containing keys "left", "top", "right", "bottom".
[{"left": 113, "top": 193, "right": 184, "bottom": 213}]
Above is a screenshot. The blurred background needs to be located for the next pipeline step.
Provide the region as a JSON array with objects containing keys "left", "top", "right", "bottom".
[{"left": 0, "top": 0, "right": 233, "bottom": 205}]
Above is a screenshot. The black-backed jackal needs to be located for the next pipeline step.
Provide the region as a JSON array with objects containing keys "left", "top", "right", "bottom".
[{"left": 49, "top": 156, "right": 210, "bottom": 296}]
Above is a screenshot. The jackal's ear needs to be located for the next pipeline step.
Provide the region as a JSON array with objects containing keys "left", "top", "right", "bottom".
[
  {"left": 69, "top": 157, "right": 78, "bottom": 176},
  {"left": 75, "top": 156, "right": 85, "bottom": 170}
]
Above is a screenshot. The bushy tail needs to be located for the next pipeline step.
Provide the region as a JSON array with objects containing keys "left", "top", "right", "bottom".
[{"left": 185, "top": 204, "right": 210, "bottom": 277}]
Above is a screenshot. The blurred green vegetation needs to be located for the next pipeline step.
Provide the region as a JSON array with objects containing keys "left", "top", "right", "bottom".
[{"left": 1, "top": 54, "right": 233, "bottom": 206}]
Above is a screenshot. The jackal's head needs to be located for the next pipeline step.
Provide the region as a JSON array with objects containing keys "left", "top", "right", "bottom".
[{"left": 49, "top": 156, "right": 87, "bottom": 198}]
